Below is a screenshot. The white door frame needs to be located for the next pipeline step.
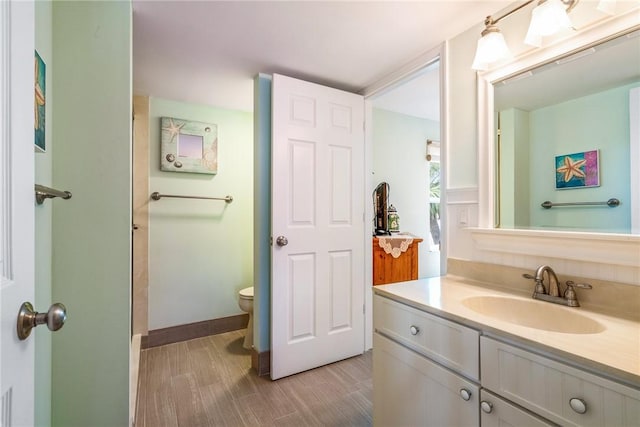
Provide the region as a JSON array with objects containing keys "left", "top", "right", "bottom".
[
  {"left": 361, "top": 43, "right": 447, "bottom": 350},
  {"left": 1, "top": 0, "right": 36, "bottom": 425}
]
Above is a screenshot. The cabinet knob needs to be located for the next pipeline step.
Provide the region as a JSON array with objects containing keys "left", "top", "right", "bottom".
[
  {"left": 459, "top": 389, "right": 472, "bottom": 401},
  {"left": 480, "top": 401, "right": 493, "bottom": 414},
  {"left": 569, "top": 398, "right": 587, "bottom": 414},
  {"left": 409, "top": 325, "right": 420, "bottom": 335}
]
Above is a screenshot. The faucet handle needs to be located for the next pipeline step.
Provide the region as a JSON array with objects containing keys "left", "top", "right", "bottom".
[
  {"left": 566, "top": 280, "right": 593, "bottom": 290},
  {"left": 524, "top": 273, "right": 546, "bottom": 294},
  {"left": 564, "top": 281, "right": 592, "bottom": 307}
]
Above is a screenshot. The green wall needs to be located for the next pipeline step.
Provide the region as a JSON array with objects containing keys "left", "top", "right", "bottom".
[
  {"left": 34, "top": 1, "right": 53, "bottom": 425},
  {"left": 372, "top": 108, "right": 440, "bottom": 277},
  {"left": 51, "top": 2, "right": 131, "bottom": 426},
  {"left": 528, "top": 83, "right": 636, "bottom": 233},
  {"left": 253, "top": 74, "right": 272, "bottom": 353},
  {"left": 498, "top": 108, "right": 530, "bottom": 229},
  {"left": 148, "top": 98, "right": 253, "bottom": 330}
]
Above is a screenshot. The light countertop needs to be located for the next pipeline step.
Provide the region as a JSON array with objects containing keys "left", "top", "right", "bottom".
[{"left": 373, "top": 275, "right": 640, "bottom": 388}]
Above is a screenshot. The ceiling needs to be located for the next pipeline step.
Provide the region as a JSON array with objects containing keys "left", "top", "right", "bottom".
[
  {"left": 372, "top": 60, "right": 440, "bottom": 120},
  {"left": 495, "top": 29, "right": 640, "bottom": 112},
  {"left": 132, "top": 0, "right": 508, "bottom": 112}
]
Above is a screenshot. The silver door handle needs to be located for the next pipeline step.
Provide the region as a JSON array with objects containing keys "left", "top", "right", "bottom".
[
  {"left": 17, "top": 302, "right": 67, "bottom": 340},
  {"left": 276, "top": 236, "right": 288, "bottom": 247}
]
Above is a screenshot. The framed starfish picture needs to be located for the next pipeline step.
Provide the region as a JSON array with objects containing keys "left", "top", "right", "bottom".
[
  {"left": 35, "top": 50, "right": 46, "bottom": 152},
  {"left": 161, "top": 117, "right": 218, "bottom": 174},
  {"left": 555, "top": 150, "right": 599, "bottom": 189}
]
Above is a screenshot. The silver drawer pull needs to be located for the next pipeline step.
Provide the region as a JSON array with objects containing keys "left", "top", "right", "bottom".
[
  {"left": 409, "top": 325, "right": 420, "bottom": 335},
  {"left": 459, "top": 389, "right": 472, "bottom": 401},
  {"left": 480, "top": 401, "right": 493, "bottom": 414},
  {"left": 569, "top": 398, "right": 587, "bottom": 414}
]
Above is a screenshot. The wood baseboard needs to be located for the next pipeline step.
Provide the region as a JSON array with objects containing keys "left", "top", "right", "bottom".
[
  {"left": 251, "top": 348, "right": 271, "bottom": 376},
  {"left": 142, "top": 314, "right": 249, "bottom": 349}
]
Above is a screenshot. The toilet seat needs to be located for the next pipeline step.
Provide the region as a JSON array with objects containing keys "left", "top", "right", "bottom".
[{"left": 239, "top": 286, "right": 253, "bottom": 299}]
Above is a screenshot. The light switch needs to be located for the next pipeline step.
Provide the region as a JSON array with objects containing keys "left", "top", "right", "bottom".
[{"left": 458, "top": 207, "right": 469, "bottom": 227}]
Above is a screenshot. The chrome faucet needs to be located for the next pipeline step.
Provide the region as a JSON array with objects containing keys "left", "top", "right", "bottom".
[
  {"left": 522, "top": 265, "right": 592, "bottom": 307},
  {"left": 535, "top": 265, "right": 560, "bottom": 297}
]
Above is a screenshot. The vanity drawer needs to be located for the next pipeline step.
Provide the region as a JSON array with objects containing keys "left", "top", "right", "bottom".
[
  {"left": 374, "top": 333, "right": 479, "bottom": 427},
  {"left": 373, "top": 294, "right": 479, "bottom": 380},
  {"left": 481, "top": 337, "right": 640, "bottom": 427}
]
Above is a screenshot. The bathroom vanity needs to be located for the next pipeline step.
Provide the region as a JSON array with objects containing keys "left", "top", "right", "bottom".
[{"left": 373, "top": 276, "right": 640, "bottom": 426}]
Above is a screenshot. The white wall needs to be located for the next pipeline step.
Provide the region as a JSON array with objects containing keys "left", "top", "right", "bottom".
[
  {"left": 372, "top": 108, "right": 440, "bottom": 277},
  {"left": 148, "top": 98, "right": 253, "bottom": 330},
  {"left": 446, "top": 0, "right": 640, "bottom": 284}
]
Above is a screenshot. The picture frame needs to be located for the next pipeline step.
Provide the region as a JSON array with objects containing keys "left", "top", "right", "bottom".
[
  {"left": 555, "top": 149, "right": 600, "bottom": 189},
  {"left": 35, "top": 50, "right": 46, "bottom": 152},
  {"left": 161, "top": 117, "right": 218, "bottom": 174}
]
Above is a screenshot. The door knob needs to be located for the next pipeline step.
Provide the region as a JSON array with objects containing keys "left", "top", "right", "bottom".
[
  {"left": 17, "top": 302, "right": 67, "bottom": 340},
  {"left": 276, "top": 236, "right": 288, "bottom": 246}
]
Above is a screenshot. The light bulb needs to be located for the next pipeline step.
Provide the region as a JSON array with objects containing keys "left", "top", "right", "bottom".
[
  {"left": 525, "top": 0, "right": 573, "bottom": 47},
  {"left": 472, "top": 29, "right": 511, "bottom": 71}
]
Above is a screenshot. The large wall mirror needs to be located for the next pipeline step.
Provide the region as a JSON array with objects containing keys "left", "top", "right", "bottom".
[
  {"left": 474, "top": 12, "right": 640, "bottom": 269},
  {"left": 494, "top": 28, "right": 639, "bottom": 234}
]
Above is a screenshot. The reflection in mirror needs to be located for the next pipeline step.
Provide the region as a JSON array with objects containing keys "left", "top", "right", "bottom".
[
  {"left": 494, "top": 30, "right": 640, "bottom": 234},
  {"left": 178, "top": 133, "right": 204, "bottom": 159}
]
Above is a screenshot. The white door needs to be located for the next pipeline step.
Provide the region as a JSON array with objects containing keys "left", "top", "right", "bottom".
[
  {"left": 271, "top": 74, "right": 365, "bottom": 380},
  {"left": 1, "top": 1, "right": 36, "bottom": 426}
]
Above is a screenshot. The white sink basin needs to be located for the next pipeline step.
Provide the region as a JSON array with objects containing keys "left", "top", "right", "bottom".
[{"left": 462, "top": 296, "right": 606, "bottom": 334}]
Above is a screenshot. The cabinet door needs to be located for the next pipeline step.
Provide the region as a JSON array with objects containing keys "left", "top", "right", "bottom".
[
  {"left": 481, "top": 337, "right": 640, "bottom": 426},
  {"left": 480, "top": 390, "right": 555, "bottom": 427},
  {"left": 373, "top": 333, "right": 479, "bottom": 427}
]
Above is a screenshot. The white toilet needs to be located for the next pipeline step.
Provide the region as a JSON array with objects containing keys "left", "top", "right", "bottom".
[{"left": 238, "top": 286, "right": 254, "bottom": 349}]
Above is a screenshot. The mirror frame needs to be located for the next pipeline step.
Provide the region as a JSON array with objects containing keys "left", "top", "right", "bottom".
[{"left": 473, "top": 10, "right": 640, "bottom": 270}]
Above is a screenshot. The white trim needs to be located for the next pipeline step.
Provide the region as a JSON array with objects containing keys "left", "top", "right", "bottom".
[
  {"left": 1, "top": 0, "right": 11, "bottom": 280},
  {"left": 630, "top": 87, "right": 640, "bottom": 234},
  {"left": 361, "top": 44, "right": 443, "bottom": 99},
  {"left": 470, "top": 228, "right": 640, "bottom": 268},
  {"left": 475, "top": 10, "right": 640, "bottom": 265},
  {"left": 129, "top": 334, "right": 141, "bottom": 427},
  {"left": 446, "top": 187, "right": 478, "bottom": 205},
  {"left": 364, "top": 99, "right": 373, "bottom": 351},
  {"left": 438, "top": 42, "right": 448, "bottom": 276}
]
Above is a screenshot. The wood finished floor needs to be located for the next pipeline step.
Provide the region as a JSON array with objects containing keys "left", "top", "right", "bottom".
[{"left": 136, "top": 329, "right": 373, "bottom": 427}]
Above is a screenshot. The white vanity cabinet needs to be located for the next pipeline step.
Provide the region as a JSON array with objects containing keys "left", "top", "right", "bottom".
[
  {"left": 373, "top": 295, "right": 480, "bottom": 426},
  {"left": 481, "top": 337, "right": 640, "bottom": 427},
  {"left": 373, "top": 291, "right": 640, "bottom": 427}
]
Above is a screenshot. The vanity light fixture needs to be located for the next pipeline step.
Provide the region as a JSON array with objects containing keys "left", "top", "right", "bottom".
[
  {"left": 471, "top": 0, "right": 617, "bottom": 70},
  {"left": 471, "top": 16, "right": 512, "bottom": 71},
  {"left": 525, "top": 0, "right": 577, "bottom": 47}
]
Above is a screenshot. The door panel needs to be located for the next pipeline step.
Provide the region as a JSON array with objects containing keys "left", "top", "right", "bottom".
[
  {"left": 1, "top": 1, "right": 36, "bottom": 425},
  {"left": 271, "top": 74, "right": 365, "bottom": 379}
]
